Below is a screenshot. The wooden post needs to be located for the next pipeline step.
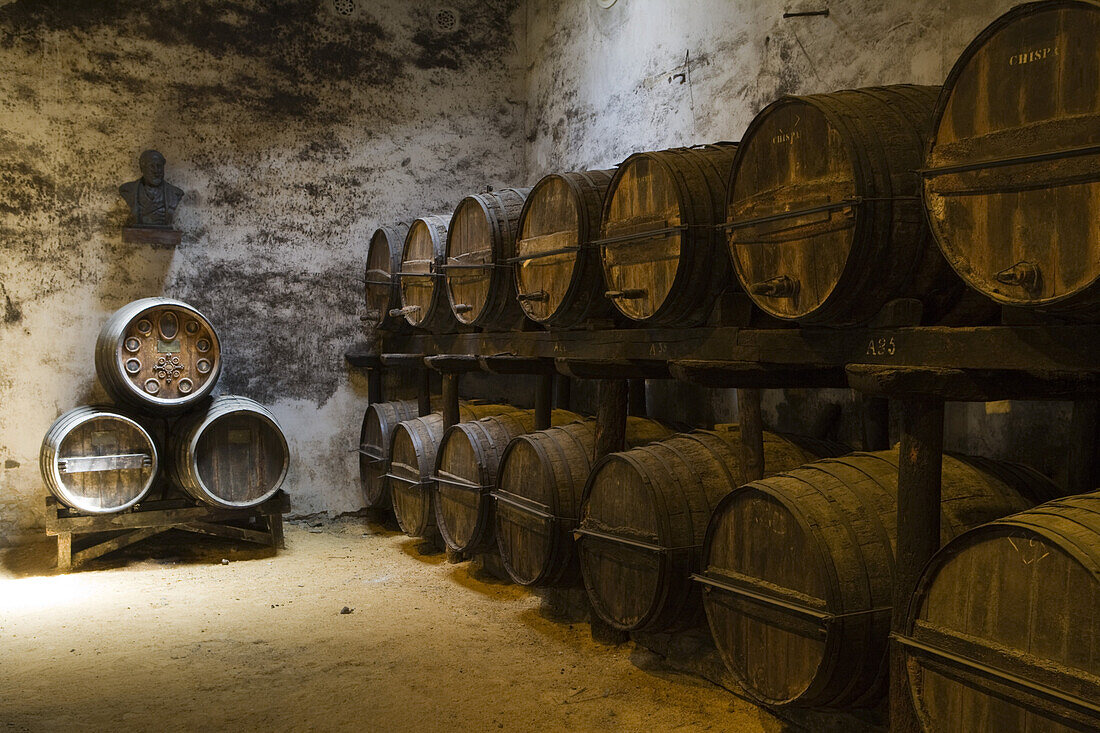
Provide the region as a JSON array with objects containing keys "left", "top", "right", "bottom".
[
  {"left": 418, "top": 368, "right": 431, "bottom": 417},
  {"left": 535, "top": 373, "right": 553, "bottom": 430},
  {"left": 891, "top": 396, "right": 945, "bottom": 733},
  {"left": 56, "top": 532, "right": 72, "bottom": 573},
  {"left": 860, "top": 395, "right": 891, "bottom": 451},
  {"left": 269, "top": 513, "right": 285, "bottom": 550},
  {"left": 442, "top": 373, "right": 461, "bottom": 429},
  {"left": 594, "top": 379, "right": 629, "bottom": 460},
  {"left": 628, "top": 379, "right": 647, "bottom": 417},
  {"left": 368, "top": 368, "right": 383, "bottom": 404},
  {"left": 736, "top": 388, "right": 765, "bottom": 484},
  {"left": 1068, "top": 400, "right": 1100, "bottom": 494},
  {"left": 553, "top": 374, "right": 571, "bottom": 411}
]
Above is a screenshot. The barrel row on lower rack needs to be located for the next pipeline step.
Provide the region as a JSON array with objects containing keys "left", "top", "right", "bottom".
[
  {"left": 356, "top": 397, "right": 1100, "bottom": 731},
  {"left": 41, "top": 396, "right": 289, "bottom": 514}
]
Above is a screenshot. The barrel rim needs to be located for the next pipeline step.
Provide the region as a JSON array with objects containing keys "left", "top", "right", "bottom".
[
  {"left": 923, "top": 0, "right": 1100, "bottom": 309},
  {"left": 43, "top": 406, "right": 158, "bottom": 514},
  {"left": 185, "top": 397, "right": 289, "bottom": 509}
]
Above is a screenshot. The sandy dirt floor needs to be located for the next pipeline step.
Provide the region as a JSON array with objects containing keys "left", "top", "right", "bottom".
[{"left": 1, "top": 518, "right": 831, "bottom": 732}]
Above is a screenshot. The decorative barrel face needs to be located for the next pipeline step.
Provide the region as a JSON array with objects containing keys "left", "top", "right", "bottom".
[
  {"left": 514, "top": 171, "right": 614, "bottom": 327},
  {"left": 445, "top": 189, "right": 531, "bottom": 329},
  {"left": 40, "top": 406, "right": 158, "bottom": 514},
  {"left": 600, "top": 145, "right": 737, "bottom": 326},
  {"left": 905, "top": 493, "right": 1100, "bottom": 732},
  {"left": 698, "top": 451, "right": 1063, "bottom": 709},
  {"left": 170, "top": 395, "right": 289, "bottom": 509},
  {"left": 399, "top": 215, "right": 452, "bottom": 331},
  {"left": 727, "top": 86, "right": 960, "bottom": 325},
  {"left": 925, "top": 1, "right": 1100, "bottom": 317},
  {"left": 364, "top": 223, "right": 410, "bottom": 331},
  {"left": 95, "top": 297, "right": 221, "bottom": 412}
]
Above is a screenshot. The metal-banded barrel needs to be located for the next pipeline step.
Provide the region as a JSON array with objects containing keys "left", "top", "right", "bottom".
[
  {"left": 433, "top": 409, "right": 582, "bottom": 553},
  {"left": 40, "top": 406, "right": 158, "bottom": 514},
  {"left": 444, "top": 188, "right": 532, "bottom": 329},
  {"left": 697, "top": 450, "right": 1064, "bottom": 710},
  {"left": 388, "top": 403, "right": 518, "bottom": 538},
  {"left": 726, "top": 85, "right": 975, "bottom": 326},
  {"left": 363, "top": 223, "right": 411, "bottom": 331},
  {"left": 398, "top": 215, "right": 454, "bottom": 331},
  {"left": 359, "top": 399, "right": 422, "bottom": 510},
  {"left": 95, "top": 297, "right": 221, "bottom": 412},
  {"left": 513, "top": 170, "right": 616, "bottom": 328},
  {"left": 577, "top": 427, "right": 841, "bottom": 632},
  {"left": 903, "top": 491, "right": 1100, "bottom": 732},
  {"left": 924, "top": 1, "right": 1100, "bottom": 318},
  {"left": 598, "top": 144, "right": 738, "bottom": 326},
  {"left": 169, "top": 395, "right": 289, "bottom": 509},
  {"left": 493, "top": 417, "right": 674, "bottom": 587}
]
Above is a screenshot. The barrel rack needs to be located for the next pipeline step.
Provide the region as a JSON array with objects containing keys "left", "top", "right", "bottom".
[
  {"left": 45, "top": 491, "right": 289, "bottom": 572},
  {"left": 346, "top": 322, "right": 1100, "bottom": 731}
]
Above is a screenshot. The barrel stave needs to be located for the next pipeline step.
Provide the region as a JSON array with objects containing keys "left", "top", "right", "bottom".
[
  {"left": 359, "top": 399, "right": 421, "bottom": 510},
  {"left": 399, "top": 215, "right": 453, "bottom": 331},
  {"left": 364, "top": 223, "right": 411, "bottom": 331}
]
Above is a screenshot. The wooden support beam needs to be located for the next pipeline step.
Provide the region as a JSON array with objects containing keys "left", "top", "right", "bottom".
[
  {"left": 56, "top": 532, "right": 71, "bottom": 572},
  {"left": 736, "top": 388, "right": 765, "bottom": 484},
  {"left": 178, "top": 522, "right": 274, "bottom": 546},
  {"left": 890, "top": 397, "right": 945, "bottom": 733},
  {"left": 556, "top": 358, "right": 670, "bottom": 380},
  {"left": 535, "top": 373, "right": 553, "bottom": 430},
  {"left": 478, "top": 355, "right": 555, "bottom": 375},
  {"left": 670, "top": 359, "right": 848, "bottom": 389},
  {"left": 1068, "top": 400, "right": 1100, "bottom": 494},
  {"left": 367, "top": 368, "right": 383, "bottom": 404},
  {"left": 553, "top": 374, "right": 571, "bottom": 411},
  {"left": 860, "top": 395, "right": 891, "bottom": 451},
  {"left": 594, "top": 380, "right": 629, "bottom": 460},
  {"left": 847, "top": 364, "right": 1100, "bottom": 401},
  {"left": 424, "top": 354, "right": 481, "bottom": 373},
  {"left": 418, "top": 368, "right": 432, "bottom": 417},
  {"left": 269, "top": 513, "right": 285, "bottom": 549},
  {"left": 628, "top": 379, "right": 647, "bottom": 417},
  {"left": 442, "top": 373, "right": 461, "bottom": 429},
  {"left": 71, "top": 526, "right": 170, "bottom": 568}
]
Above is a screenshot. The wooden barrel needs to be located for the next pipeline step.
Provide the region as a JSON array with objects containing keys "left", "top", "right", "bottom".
[
  {"left": 697, "top": 450, "right": 1064, "bottom": 710},
  {"left": 168, "top": 395, "right": 289, "bottom": 509},
  {"left": 598, "top": 144, "right": 737, "bottom": 326},
  {"left": 924, "top": 1, "right": 1100, "bottom": 318},
  {"left": 40, "top": 406, "right": 158, "bottom": 514},
  {"left": 726, "top": 86, "right": 970, "bottom": 326},
  {"left": 397, "top": 215, "right": 454, "bottom": 331},
  {"left": 434, "top": 409, "right": 581, "bottom": 553},
  {"left": 513, "top": 170, "right": 616, "bottom": 328},
  {"left": 577, "top": 427, "right": 840, "bottom": 632},
  {"left": 358, "top": 399, "right": 421, "bottom": 510},
  {"left": 388, "top": 403, "right": 518, "bottom": 538},
  {"left": 494, "top": 417, "right": 675, "bottom": 587},
  {"left": 363, "top": 223, "right": 410, "bottom": 331},
  {"left": 95, "top": 297, "right": 221, "bottom": 412},
  {"left": 903, "top": 491, "right": 1100, "bottom": 732},
  {"left": 444, "top": 188, "right": 532, "bottom": 329}
]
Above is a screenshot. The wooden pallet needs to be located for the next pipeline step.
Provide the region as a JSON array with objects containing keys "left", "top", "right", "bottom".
[{"left": 44, "top": 491, "right": 289, "bottom": 572}]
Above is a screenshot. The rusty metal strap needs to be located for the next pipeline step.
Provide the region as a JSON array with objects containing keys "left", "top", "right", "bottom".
[
  {"left": 396, "top": 271, "right": 443, "bottom": 279},
  {"left": 57, "top": 453, "right": 152, "bottom": 473},
  {"left": 363, "top": 278, "right": 394, "bottom": 287},
  {"left": 384, "top": 472, "right": 430, "bottom": 488},
  {"left": 503, "top": 245, "right": 583, "bottom": 265},
  {"left": 435, "top": 262, "right": 509, "bottom": 271},
  {"left": 919, "top": 143, "right": 1100, "bottom": 178},
  {"left": 717, "top": 198, "right": 863, "bottom": 232},
  {"left": 491, "top": 489, "right": 569, "bottom": 523},
  {"left": 355, "top": 446, "right": 387, "bottom": 464},
  {"left": 693, "top": 571, "right": 890, "bottom": 626},
  {"left": 895, "top": 633, "right": 1100, "bottom": 717},
  {"left": 573, "top": 526, "right": 698, "bottom": 554},
  {"left": 590, "top": 225, "right": 696, "bottom": 248},
  {"left": 434, "top": 473, "right": 488, "bottom": 493}
]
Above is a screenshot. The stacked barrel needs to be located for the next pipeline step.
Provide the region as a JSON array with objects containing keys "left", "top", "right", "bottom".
[{"left": 42, "top": 297, "right": 289, "bottom": 515}]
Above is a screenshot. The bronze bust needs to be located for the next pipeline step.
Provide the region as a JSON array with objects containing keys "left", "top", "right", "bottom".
[{"left": 119, "top": 150, "right": 183, "bottom": 228}]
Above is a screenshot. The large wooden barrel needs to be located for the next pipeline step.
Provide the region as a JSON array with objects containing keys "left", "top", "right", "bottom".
[
  {"left": 397, "top": 215, "right": 454, "bottom": 331},
  {"left": 494, "top": 417, "right": 675, "bottom": 587},
  {"left": 388, "top": 403, "right": 518, "bottom": 538},
  {"left": 903, "top": 491, "right": 1100, "bottom": 732},
  {"left": 924, "top": 1, "right": 1100, "bottom": 318},
  {"left": 577, "top": 427, "right": 840, "bottom": 632},
  {"left": 598, "top": 144, "right": 737, "bottom": 326},
  {"left": 358, "top": 399, "right": 422, "bottom": 510},
  {"left": 169, "top": 395, "right": 289, "bottom": 509},
  {"left": 95, "top": 297, "right": 221, "bottom": 412},
  {"left": 444, "top": 188, "right": 532, "bottom": 329},
  {"left": 513, "top": 170, "right": 615, "bottom": 328},
  {"left": 434, "top": 409, "right": 581, "bottom": 553},
  {"left": 726, "top": 86, "right": 970, "bottom": 326},
  {"left": 697, "top": 450, "right": 1064, "bottom": 710},
  {"left": 363, "top": 223, "right": 410, "bottom": 331},
  {"left": 40, "top": 406, "right": 158, "bottom": 514}
]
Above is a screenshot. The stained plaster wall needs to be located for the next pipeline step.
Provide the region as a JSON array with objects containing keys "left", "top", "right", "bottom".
[
  {"left": 0, "top": 0, "right": 524, "bottom": 545},
  {"left": 517, "top": 0, "right": 1073, "bottom": 482}
]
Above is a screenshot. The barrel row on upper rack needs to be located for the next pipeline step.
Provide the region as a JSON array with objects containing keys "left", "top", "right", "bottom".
[
  {"left": 362, "top": 1, "right": 1100, "bottom": 332},
  {"left": 358, "top": 397, "right": 1099, "bottom": 731}
]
